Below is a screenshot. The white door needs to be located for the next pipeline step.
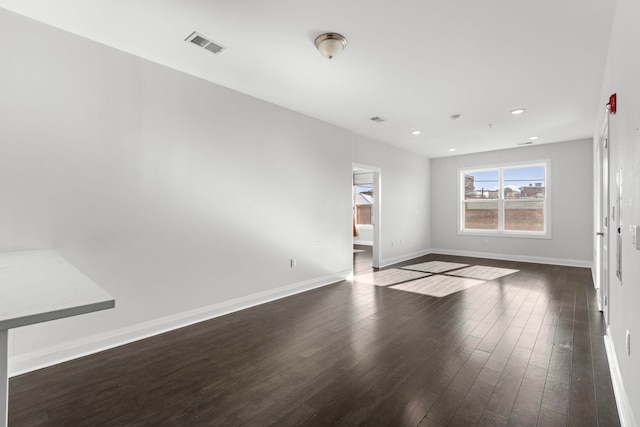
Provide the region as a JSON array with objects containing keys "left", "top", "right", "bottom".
[{"left": 598, "top": 123, "right": 610, "bottom": 325}]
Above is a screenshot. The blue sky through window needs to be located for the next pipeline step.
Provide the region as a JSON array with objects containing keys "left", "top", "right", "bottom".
[{"left": 467, "top": 166, "right": 544, "bottom": 191}]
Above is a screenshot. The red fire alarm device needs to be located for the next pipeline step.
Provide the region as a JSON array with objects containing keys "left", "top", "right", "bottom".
[{"left": 608, "top": 93, "right": 617, "bottom": 114}]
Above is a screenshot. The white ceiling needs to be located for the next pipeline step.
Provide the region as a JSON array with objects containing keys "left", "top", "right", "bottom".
[{"left": 0, "top": 0, "right": 616, "bottom": 158}]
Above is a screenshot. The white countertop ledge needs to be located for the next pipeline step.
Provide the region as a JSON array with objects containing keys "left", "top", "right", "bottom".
[{"left": 0, "top": 250, "right": 115, "bottom": 331}]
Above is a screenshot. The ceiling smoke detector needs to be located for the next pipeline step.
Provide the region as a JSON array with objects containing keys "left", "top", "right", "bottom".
[
  {"left": 185, "top": 31, "right": 225, "bottom": 54},
  {"left": 369, "top": 116, "right": 385, "bottom": 123}
]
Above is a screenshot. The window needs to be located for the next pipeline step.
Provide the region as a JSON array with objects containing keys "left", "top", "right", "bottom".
[
  {"left": 354, "top": 184, "right": 373, "bottom": 225},
  {"left": 459, "top": 161, "right": 549, "bottom": 237}
]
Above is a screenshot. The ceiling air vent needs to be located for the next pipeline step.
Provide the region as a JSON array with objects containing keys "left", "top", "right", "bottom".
[
  {"left": 185, "top": 31, "right": 225, "bottom": 54},
  {"left": 369, "top": 116, "right": 385, "bottom": 123}
]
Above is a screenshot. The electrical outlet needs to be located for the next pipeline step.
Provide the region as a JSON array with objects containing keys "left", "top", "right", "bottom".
[
  {"left": 290, "top": 258, "right": 297, "bottom": 268},
  {"left": 626, "top": 330, "right": 631, "bottom": 355}
]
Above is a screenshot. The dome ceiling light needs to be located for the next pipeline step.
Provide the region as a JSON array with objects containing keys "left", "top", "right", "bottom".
[{"left": 314, "top": 33, "right": 347, "bottom": 59}]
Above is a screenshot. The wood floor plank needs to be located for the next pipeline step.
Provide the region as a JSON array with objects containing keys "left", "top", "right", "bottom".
[
  {"left": 484, "top": 324, "right": 524, "bottom": 372},
  {"left": 541, "top": 339, "right": 573, "bottom": 416},
  {"left": 447, "top": 366, "right": 502, "bottom": 426},
  {"left": 484, "top": 345, "right": 533, "bottom": 417},
  {"left": 507, "top": 362, "right": 547, "bottom": 426},
  {"left": 568, "top": 321, "right": 598, "bottom": 426},
  {"left": 478, "top": 410, "right": 508, "bottom": 426},
  {"left": 538, "top": 405, "right": 568, "bottom": 426},
  {"left": 426, "top": 349, "right": 490, "bottom": 425},
  {"left": 355, "top": 356, "right": 443, "bottom": 426}
]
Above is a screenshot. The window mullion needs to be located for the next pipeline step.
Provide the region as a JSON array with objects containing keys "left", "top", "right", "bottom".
[{"left": 498, "top": 168, "right": 504, "bottom": 232}]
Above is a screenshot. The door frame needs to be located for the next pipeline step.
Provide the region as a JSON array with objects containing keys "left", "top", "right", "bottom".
[
  {"left": 352, "top": 162, "right": 381, "bottom": 268},
  {"left": 595, "top": 113, "right": 610, "bottom": 324}
]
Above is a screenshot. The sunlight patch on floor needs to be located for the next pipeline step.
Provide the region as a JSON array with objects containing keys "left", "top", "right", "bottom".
[
  {"left": 449, "top": 265, "right": 519, "bottom": 280},
  {"left": 402, "top": 261, "right": 469, "bottom": 273},
  {"left": 353, "top": 268, "right": 429, "bottom": 286},
  {"left": 390, "top": 275, "right": 486, "bottom": 297}
]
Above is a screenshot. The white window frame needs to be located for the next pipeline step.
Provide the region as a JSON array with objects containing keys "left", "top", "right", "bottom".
[{"left": 457, "top": 160, "right": 551, "bottom": 239}]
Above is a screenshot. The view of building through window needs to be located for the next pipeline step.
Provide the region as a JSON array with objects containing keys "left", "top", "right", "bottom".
[
  {"left": 462, "top": 164, "right": 546, "bottom": 233},
  {"left": 354, "top": 185, "right": 373, "bottom": 225}
]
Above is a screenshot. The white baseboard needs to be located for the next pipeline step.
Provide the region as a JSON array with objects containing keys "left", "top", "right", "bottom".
[
  {"left": 353, "top": 240, "right": 373, "bottom": 246},
  {"left": 379, "top": 249, "right": 432, "bottom": 268},
  {"left": 430, "top": 248, "right": 592, "bottom": 269},
  {"left": 9, "top": 270, "right": 351, "bottom": 377},
  {"left": 604, "top": 330, "right": 637, "bottom": 427}
]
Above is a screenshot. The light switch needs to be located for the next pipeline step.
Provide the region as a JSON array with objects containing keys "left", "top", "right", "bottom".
[{"left": 633, "top": 225, "right": 640, "bottom": 250}]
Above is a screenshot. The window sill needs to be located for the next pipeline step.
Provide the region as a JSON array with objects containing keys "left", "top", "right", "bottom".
[{"left": 458, "top": 229, "right": 551, "bottom": 239}]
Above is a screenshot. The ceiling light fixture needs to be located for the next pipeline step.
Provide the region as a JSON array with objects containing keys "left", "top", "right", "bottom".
[
  {"left": 314, "top": 33, "right": 347, "bottom": 59},
  {"left": 449, "top": 148, "right": 456, "bottom": 152},
  {"left": 529, "top": 136, "right": 539, "bottom": 140},
  {"left": 511, "top": 109, "right": 526, "bottom": 115},
  {"left": 411, "top": 130, "right": 421, "bottom": 135}
]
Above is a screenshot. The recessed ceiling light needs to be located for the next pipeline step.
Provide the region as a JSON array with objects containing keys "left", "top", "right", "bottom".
[
  {"left": 411, "top": 130, "right": 421, "bottom": 135},
  {"left": 449, "top": 148, "right": 456, "bottom": 152},
  {"left": 529, "top": 136, "right": 539, "bottom": 140},
  {"left": 511, "top": 109, "right": 526, "bottom": 115},
  {"left": 450, "top": 114, "right": 462, "bottom": 120}
]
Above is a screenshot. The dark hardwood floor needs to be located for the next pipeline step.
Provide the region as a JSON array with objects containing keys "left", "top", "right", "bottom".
[{"left": 9, "top": 254, "right": 620, "bottom": 426}]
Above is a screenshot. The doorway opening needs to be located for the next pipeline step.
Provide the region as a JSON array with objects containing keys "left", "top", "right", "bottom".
[{"left": 352, "top": 163, "right": 381, "bottom": 274}]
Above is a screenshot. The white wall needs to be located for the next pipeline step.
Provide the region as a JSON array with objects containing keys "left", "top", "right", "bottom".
[
  {"left": 595, "top": 0, "right": 640, "bottom": 423},
  {"left": 352, "top": 135, "right": 431, "bottom": 266},
  {"left": 0, "top": 9, "right": 357, "bottom": 371},
  {"left": 353, "top": 226, "right": 373, "bottom": 246},
  {"left": 430, "top": 139, "right": 593, "bottom": 266}
]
